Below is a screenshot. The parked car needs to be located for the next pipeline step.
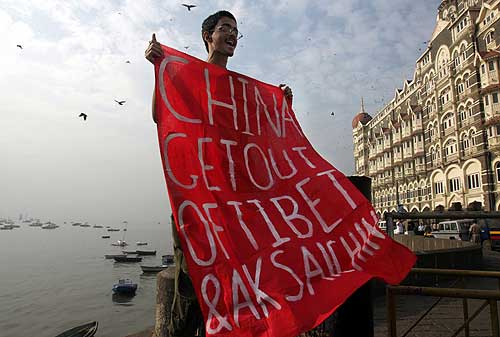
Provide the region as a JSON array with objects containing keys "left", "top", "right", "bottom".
[{"left": 430, "top": 220, "right": 473, "bottom": 241}]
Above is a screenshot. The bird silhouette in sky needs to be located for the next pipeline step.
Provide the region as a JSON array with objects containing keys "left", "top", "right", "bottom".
[
  {"left": 182, "top": 4, "right": 196, "bottom": 11},
  {"left": 16, "top": 44, "right": 22, "bottom": 49},
  {"left": 79, "top": 113, "right": 87, "bottom": 121},
  {"left": 114, "top": 100, "right": 126, "bottom": 105},
  {"left": 331, "top": 112, "right": 335, "bottom": 116},
  {"left": 184, "top": 46, "right": 189, "bottom": 50},
  {"left": 125, "top": 60, "right": 130, "bottom": 63}
]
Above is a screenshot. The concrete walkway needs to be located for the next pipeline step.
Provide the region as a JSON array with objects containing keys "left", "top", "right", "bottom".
[{"left": 373, "top": 245, "right": 500, "bottom": 337}]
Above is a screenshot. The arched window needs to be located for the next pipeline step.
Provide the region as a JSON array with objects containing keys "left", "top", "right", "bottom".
[{"left": 496, "top": 162, "right": 500, "bottom": 182}]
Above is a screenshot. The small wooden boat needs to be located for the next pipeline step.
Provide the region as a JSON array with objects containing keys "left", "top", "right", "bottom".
[
  {"left": 72, "top": 222, "right": 82, "bottom": 227},
  {"left": 55, "top": 321, "right": 98, "bottom": 337},
  {"left": 80, "top": 223, "right": 91, "bottom": 227},
  {"left": 101, "top": 235, "right": 110, "bottom": 239},
  {"left": 112, "top": 279, "right": 137, "bottom": 295},
  {"left": 136, "top": 250, "right": 156, "bottom": 256},
  {"left": 105, "top": 254, "right": 127, "bottom": 259},
  {"left": 114, "top": 256, "right": 142, "bottom": 263},
  {"left": 107, "top": 228, "right": 120, "bottom": 232},
  {"left": 122, "top": 250, "right": 137, "bottom": 254},
  {"left": 136, "top": 241, "right": 148, "bottom": 246},
  {"left": 141, "top": 265, "right": 168, "bottom": 273},
  {"left": 93, "top": 225, "right": 103, "bottom": 228}
]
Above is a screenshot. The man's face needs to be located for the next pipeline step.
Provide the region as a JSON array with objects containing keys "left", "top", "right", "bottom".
[{"left": 209, "top": 17, "right": 238, "bottom": 56}]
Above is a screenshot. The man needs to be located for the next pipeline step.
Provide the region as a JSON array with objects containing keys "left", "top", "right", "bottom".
[
  {"left": 470, "top": 221, "right": 481, "bottom": 244},
  {"left": 145, "top": 10, "right": 293, "bottom": 336}
]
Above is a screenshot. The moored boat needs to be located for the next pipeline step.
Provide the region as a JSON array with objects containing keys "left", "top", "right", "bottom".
[
  {"left": 93, "top": 225, "right": 103, "bottom": 228},
  {"left": 107, "top": 228, "right": 120, "bottom": 232},
  {"left": 105, "top": 254, "right": 127, "bottom": 259},
  {"left": 42, "top": 223, "right": 59, "bottom": 229},
  {"left": 101, "top": 235, "right": 110, "bottom": 239},
  {"left": 162, "top": 254, "right": 174, "bottom": 265},
  {"left": 136, "top": 241, "right": 148, "bottom": 246},
  {"left": 54, "top": 321, "right": 98, "bottom": 337},
  {"left": 113, "top": 256, "right": 142, "bottom": 263},
  {"left": 112, "top": 279, "right": 137, "bottom": 295},
  {"left": 136, "top": 250, "right": 156, "bottom": 256},
  {"left": 141, "top": 265, "right": 168, "bottom": 273},
  {"left": 122, "top": 250, "right": 137, "bottom": 254},
  {"left": 111, "top": 240, "right": 128, "bottom": 247}
]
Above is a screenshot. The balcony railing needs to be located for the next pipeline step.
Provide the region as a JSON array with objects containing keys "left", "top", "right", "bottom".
[
  {"left": 393, "top": 133, "right": 402, "bottom": 143},
  {"left": 413, "top": 119, "right": 423, "bottom": 130},
  {"left": 394, "top": 154, "right": 402, "bottom": 163},
  {"left": 445, "top": 153, "right": 459, "bottom": 163},
  {"left": 488, "top": 136, "right": 500, "bottom": 148},
  {"left": 415, "top": 164, "right": 426, "bottom": 173}
]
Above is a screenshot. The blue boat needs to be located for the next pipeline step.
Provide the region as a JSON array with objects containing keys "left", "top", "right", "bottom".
[{"left": 112, "top": 279, "right": 137, "bottom": 295}]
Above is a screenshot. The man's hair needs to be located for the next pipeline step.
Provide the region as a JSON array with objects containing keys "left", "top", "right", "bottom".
[{"left": 201, "top": 10, "right": 236, "bottom": 52}]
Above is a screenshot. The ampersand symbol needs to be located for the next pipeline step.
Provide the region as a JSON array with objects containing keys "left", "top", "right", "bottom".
[{"left": 202, "top": 274, "right": 233, "bottom": 334}]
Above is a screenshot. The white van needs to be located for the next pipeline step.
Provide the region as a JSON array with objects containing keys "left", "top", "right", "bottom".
[
  {"left": 430, "top": 220, "right": 473, "bottom": 241},
  {"left": 377, "top": 220, "right": 387, "bottom": 232}
]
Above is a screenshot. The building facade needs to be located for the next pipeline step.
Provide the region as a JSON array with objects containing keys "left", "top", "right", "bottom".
[{"left": 352, "top": 0, "right": 500, "bottom": 217}]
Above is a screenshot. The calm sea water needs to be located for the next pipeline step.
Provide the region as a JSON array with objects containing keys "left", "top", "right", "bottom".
[{"left": 0, "top": 222, "right": 172, "bottom": 337}]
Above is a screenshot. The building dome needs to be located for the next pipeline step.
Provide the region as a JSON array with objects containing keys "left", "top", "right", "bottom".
[
  {"left": 352, "top": 98, "right": 372, "bottom": 128},
  {"left": 352, "top": 112, "right": 372, "bottom": 128}
]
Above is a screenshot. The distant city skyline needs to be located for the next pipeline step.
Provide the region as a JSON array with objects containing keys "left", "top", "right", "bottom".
[{"left": 0, "top": 0, "right": 440, "bottom": 224}]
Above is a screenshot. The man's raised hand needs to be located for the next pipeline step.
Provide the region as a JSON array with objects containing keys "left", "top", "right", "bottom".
[{"left": 145, "top": 33, "right": 164, "bottom": 64}]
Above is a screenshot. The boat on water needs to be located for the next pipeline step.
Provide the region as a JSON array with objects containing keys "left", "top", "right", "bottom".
[
  {"left": 72, "top": 222, "right": 82, "bottom": 226},
  {"left": 54, "top": 321, "right": 98, "bottom": 337},
  {"left": 136, "top": 250, "right": 156, "bottom": 256},
  {"left": 122, "top": 250, "right": 137, "bottom": 254},
  {"left": 93, "top": 225, "right": 103, "bottom": 228},
  {"left": 11, "top": 224, "right": 20, "bottom": 228},
  {"left": 80, "top": 223, "right": 91, "bottom": 227},
  {"left": 29, "top": 221, "right": 43, "bottom": 227},
  {"left": 111, "top": 240, "right": 128, "bottom": 247},
  {"left": 0, "top": 224, "right": 14, "bottom": 230},
  {"left": 101, "top": 235, "right": 110, "bottom": 239},
  {"left": 141, "top": 265, "right": 168, "bottom": 273},
  {"left": 113, "top": 256, "right": 142, "bottom": 263},
  {"left": 112, "top": 279, "right": 137, "bottom": 295},
  {"left": 105, "top": 254, "right": 127, "bottom": 259},
  {"left": 162, "top": 254, "right": 174, "bottom": 265},
  {"left": 107, "top": 228, "right": 120, "bottom": 232},
  {"left": 136, "top": 241, "right": 148, "bottom": 246},
  {"left": 42, "top": 223, "right": 59, "bottom": 229}
]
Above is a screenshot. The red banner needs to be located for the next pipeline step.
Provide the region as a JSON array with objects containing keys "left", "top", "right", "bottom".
[{"left": 155, "top": 45, "right": 416, "bottom": 337}]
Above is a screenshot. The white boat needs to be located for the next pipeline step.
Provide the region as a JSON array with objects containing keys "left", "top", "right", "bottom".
[{"left": 111, "top": 240, "right": 128, "bottom": 247}]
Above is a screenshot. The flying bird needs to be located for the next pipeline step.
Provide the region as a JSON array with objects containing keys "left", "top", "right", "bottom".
[
  {"left": 79, "top": 113, "right": 87, "bottom": 121},
  {"left": 331, "top": 112, "right": 335, "bottom": 116},
  {"left": 125, "top": 60, "right": 131, "bottom": 63},
  {"left": 182, "top": 4, "right": 196, "bottom": 11},
  {"left": 114, "top": 100, "right": 126, "bottom": 105},
  {"left": 184, "top": 46, "right": 189, "bottom": 50},
  {"left": 16, "top": 44, "right": 22, "bottom": 49}
]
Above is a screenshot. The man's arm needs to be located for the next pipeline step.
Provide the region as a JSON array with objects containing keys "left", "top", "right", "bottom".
[{"left": 145, "top": 33, "right": 163, "bottom": 124}]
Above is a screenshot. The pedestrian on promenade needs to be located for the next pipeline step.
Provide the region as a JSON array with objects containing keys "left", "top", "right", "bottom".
[
  {"left": 470, "top": 221, "right": 481, "bottom": 244},
  {"left": 145, "top": 10, "right": 293, "bottom": 337}
]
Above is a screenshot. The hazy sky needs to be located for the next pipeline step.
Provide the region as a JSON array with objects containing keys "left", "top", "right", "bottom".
[{"left": 0, "top": 0, "right": 440, "bottom": 224}]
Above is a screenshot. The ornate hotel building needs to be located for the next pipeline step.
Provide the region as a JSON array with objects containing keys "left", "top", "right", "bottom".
[{"left": 352, "top": 0, "right": 500, "bottom": 216}]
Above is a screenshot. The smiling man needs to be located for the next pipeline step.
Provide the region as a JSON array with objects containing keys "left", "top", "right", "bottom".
[{"left": 145, "top": 10, "right": 292, "bottom": 336}]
